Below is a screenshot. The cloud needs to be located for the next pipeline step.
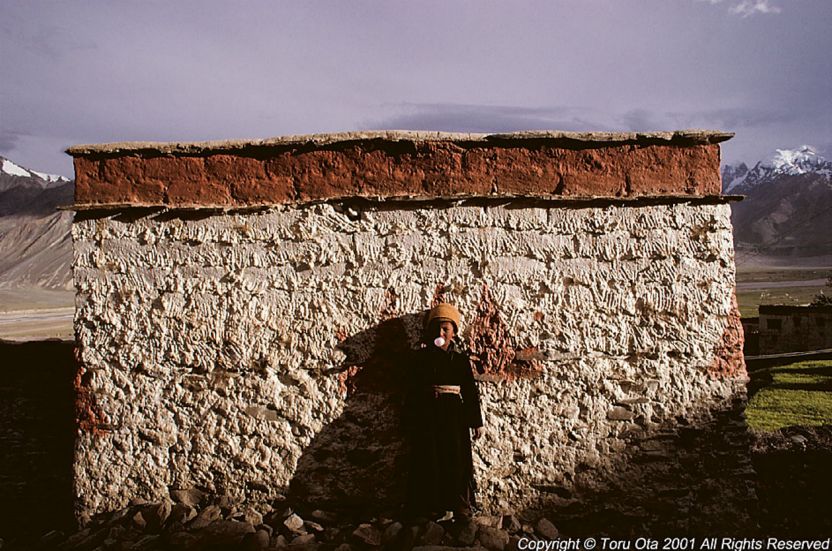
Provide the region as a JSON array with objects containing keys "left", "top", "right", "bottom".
[
  {"left": 695, "top": 0, "right": 782, "bottom": 17},
  {"left": 730, "top": 0, "right": 782, "bottom": 17},
  {"left": 366, "top": 103, "right": 612, "bottom": 134},
  {"left": 616, "top": 106, "right": 804, "bottom": 134},
  {"left": 369, "top": 103, "right": 804, "bottom": 138},
  {"left": 0, "top": 130, "right": 22, "bottom": 153}
]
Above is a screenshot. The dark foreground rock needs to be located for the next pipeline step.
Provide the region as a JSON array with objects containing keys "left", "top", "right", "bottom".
[
  {"left": 1, "top": 497, "right": 556, "bottom": 551},
  {"left": 751, "top": 424, "right": 832, "bottom": 538}
]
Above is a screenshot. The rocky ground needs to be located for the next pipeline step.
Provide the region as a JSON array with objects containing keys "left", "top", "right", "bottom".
[
  {"left": 750, "top": 424, "right": 832, "bottom": 538},
  {"left": 0, "top": 490, "right": 560, "bottom": 551},
  {"left": 2, "top": 427, "right": 831, "bottom": 549}
]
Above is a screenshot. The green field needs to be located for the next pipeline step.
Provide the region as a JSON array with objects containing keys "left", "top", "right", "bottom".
[
  {"left": 747, "top": 359, "right": 832, "bottom": 432},
  {"left": 735, "top": 265, "right": 830, "bottom": 318},
  {"left": 736, "top": 287, "right": 827, "bottom": 318}
]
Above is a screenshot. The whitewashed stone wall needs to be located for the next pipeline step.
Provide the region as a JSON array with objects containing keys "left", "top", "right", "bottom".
[{"left": 71, "top": 200, "right": 743, "bottom": 523}]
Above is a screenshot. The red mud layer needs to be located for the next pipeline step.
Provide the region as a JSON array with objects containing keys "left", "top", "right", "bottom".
[
  {"left": 709, "top": 290, "right": 747, "bottom": 379},
  {"left": 70, "top": 136, "right": 724, "bottom": 207}
]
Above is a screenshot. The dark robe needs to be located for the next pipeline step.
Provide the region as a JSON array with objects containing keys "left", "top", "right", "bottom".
[{"left": 403, "top": 338, "right": 484, "bottom": 516}]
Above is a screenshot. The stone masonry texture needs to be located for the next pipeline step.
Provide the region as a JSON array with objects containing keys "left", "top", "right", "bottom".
[
  {"left": 67, "top": 130, "right": 748, "bottom": 530},
  {"left": 71, "top": 199, "right": 746, "bottom": 523}
]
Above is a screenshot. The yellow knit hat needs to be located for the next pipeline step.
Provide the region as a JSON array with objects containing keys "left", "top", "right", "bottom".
[{"left": 426, "top": 303, "right": 462, "bottom": 332}]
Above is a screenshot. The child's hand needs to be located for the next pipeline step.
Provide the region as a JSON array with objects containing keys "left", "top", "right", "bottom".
[{"left": 472, "top": 427, "right": 483, "bottom": 440}]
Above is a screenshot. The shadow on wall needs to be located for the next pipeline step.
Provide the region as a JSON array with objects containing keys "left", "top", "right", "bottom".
[
  {"left": 287, "top": 311, "right": 423, "bottom": 519},
  {"left": 286, "top": 310, "right": 764, "bottom": 536},
  {"left": 0, "top": 339, "right": 77, "bottom": 542},
  {"left": 523, "top": 401, "right": 761, "bottom": 538}
]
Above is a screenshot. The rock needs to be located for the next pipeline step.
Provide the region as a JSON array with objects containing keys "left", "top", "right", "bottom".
[
  {"left": 790, "top": 435, "right": 808, "bottom": 446},
  {"left": 170, "top": 488, "right": 205, "bottom": 508},
  {"left": 334, "top": 544, "right": 353, "bottom": 551},
  {"left": 475, "top": 515, "right": 501, "bottom": 528},
  {"left": 241, "top": 507, "right": 264, "bottom": 527},
  {"left": 107, "top": 524, "right": 128, "bottom": 541},
  {"left": 534, "top": 518, "right": 558, "bottom": 539},
  {"left": 304, "top": 520, "right": 324, "bottom": 533},
  {"left": 39, "top": 530, "right": 65, "bottom": 546},
  {"left": 215, "top": 495, "right": 236, "bottom": 511},
  {"left": 130, "top": 534, "right": 160, "bottom": 550},
  {"left": 455, "top": 520, "right": 478, "bottom": 546},
  {"left": 166, "top": 531, "right": 201, "bottom": 550},
  {"left": 352, "top": 523, "right": 382, "bottom": 546},
  {"left": 58, "top": 527, "right": 92, "bottom": 549},
  {"left": 478, "top": 526, "right": 509, "bottom": 551},
  {"left": 608, "top": 406, "right": 635, "bottom": 421},
  {"left": 188, "top": 505, "right": 222, "bottom": 530},
  {"left": 132, "top": 511, "right": 147, "bottom": 529},
  {"left": 242, "top": 529, "right": 271, "bottom": 550},
  {"left": 284, "top": 513, "right": 306, "bottom": 534},
  {"left": 168, "top": 503, "right": 197, "bottom": 526},
  {"left": 145, "top": 500, "right": 172, "bottom": 530},
  {"left": 508, "top": 535, "right": 523, "bottom": 551},
  {"left": 257, "top": 523, "right": 274, "bottom": 537},
  {"left": 310, "top": 509, "right": 337, "bottom": 524},
  {"left": 382, "top": 521, "right": 403, "bottom": 544},
  {"left": 197, "top": 519, "right": 256, "bottom": 545},
  {"left": 292, "top": 534, "right": 317, "bottom": 545},
  {"left": 275, "top": 534, "right": 289, "bottom": 548},
  {"left": 419, "top": 522, "right": 445, "bottom": 545},
  {"left": 501, "top": 515, "right": 521, "bottom": 533}
]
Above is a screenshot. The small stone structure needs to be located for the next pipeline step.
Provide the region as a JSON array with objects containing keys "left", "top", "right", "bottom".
[
  {"left": 757, "top": 304, "right": 832, "bottom": 354},
  {"left": 67, "top": 130, "right": 751, "bottom": 532}
]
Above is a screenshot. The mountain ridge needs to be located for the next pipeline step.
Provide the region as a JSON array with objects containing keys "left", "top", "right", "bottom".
[
  {"left": 0, "top": 157, "right": 74, "bottom": 291},
  {"left": 723, "top": 145, "right": 832, "bottom": 258}
]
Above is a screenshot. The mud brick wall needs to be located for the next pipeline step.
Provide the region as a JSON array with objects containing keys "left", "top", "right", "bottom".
[{"left": 67, "top": 131, "right": 748, "bottom": 527}]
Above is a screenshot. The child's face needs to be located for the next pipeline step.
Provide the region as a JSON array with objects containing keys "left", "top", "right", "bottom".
[{"left": 437, "top": 320, "right": 455, "bottom": 350}]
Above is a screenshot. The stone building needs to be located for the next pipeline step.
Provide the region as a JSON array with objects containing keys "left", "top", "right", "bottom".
[
  {"left": 67, "top": 130, "right": 753, "bottom": 535},
  {"left": 757, "top": 304, "right": 832, "bottom": 354}
]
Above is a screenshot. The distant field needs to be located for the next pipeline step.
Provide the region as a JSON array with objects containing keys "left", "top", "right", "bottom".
[
  {"left": 736, "top": 286, "right": 828, "bottom": 318},
  {"left": 0, "top": 287, "right": 74, "bottom": 312},
  {"left": 735, "top": 261, "right": 831, "bottom": 318},
  {"left": 0, "top": 287, "right": 74, "bottom": 341},
  {"left": 747, "top": 359, "right": 832, "bottom": 432}
]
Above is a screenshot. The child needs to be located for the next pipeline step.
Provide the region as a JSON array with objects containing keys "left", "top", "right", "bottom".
[{"left": 403, "top": 303, "right": 484, "bottom": 522}]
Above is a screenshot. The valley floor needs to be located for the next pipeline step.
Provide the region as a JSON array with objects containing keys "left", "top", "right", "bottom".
[{"left": 0, "top": 288, "right": 74, "bottom": 340}]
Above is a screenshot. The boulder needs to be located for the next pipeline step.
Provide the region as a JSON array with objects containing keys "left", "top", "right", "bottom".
[
  {"left": 534, "top": 518, "right": 558, "bottom": 540},
  {"left": 352, "top": 523, "right": 382, "bottom": 546},
  {"left": 478, "top": 526, "right": 510, "bottom": 551}
]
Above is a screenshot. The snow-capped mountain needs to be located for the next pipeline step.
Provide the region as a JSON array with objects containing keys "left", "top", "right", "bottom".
[
  {"left": 724, "top": 145, "right": 832, "bottom": 258},
  {"left": 722, "top": 145, "right": 832, "bottom": 194},
  {"left": 0, "top": 156, "right": 71, "bottom": 192},
  {"left": 0, "top": 156, "right": 74, "bottom": 290}
]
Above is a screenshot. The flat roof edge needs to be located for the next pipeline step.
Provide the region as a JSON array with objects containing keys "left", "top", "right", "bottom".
[{"left": 66, "top": 129, "right": 734, "bottom": 157}]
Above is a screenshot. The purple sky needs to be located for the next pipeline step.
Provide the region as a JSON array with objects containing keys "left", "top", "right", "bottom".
[{"left": 1, "top": 0, "right": 831, "bottom": 176}]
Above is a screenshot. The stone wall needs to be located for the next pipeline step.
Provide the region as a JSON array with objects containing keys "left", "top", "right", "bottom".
[
  {"left": 758, "top": 305, "right": 832, "bottom": 354},
  {"left": 68, "top": 131, "right": 748, "bottom": 528}
]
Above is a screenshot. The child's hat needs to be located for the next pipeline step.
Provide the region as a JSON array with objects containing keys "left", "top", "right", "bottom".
[{"left": 426, "top": 303, "right": 462, "bottom": 332}]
